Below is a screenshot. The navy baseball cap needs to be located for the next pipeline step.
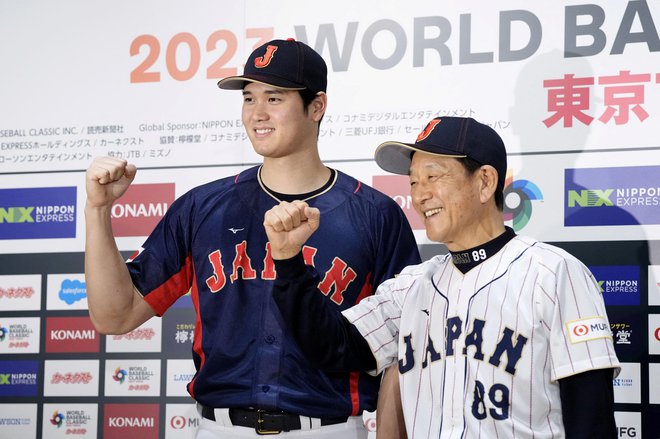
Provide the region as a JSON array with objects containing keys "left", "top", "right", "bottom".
[
  {"left": 217, "top": 38, "right": 327, "bottom": 93},
  {"left": 374, "top": 116, "right": 508, "bottom": 187}
]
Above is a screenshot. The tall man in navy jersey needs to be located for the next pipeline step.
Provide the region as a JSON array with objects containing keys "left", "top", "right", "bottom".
[{"left": 84, "top": 38, "right": 419, "bottom": 438}]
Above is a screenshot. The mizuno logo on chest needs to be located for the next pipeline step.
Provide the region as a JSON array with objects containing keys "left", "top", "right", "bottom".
[{"left": 204, "top": 241, "right": 358, "bottom": 305}]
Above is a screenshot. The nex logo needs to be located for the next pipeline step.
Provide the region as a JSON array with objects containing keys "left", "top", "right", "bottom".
[
  {"left": 567, "top": 189, "right": 613, "bottom": 207},
  {"left": 0, "top": 207, "right": 34, "bottom": 223},
  {"left": 0, "top": 373, "right": 10, "bottom": 384}
]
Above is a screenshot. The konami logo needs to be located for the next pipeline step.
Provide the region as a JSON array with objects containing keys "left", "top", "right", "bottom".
[
  {"left": 104, "top": 404, "right": 159, "bottom": 439},
  {"left": 51, "top": 329, "right": 95, "bottom": 340},
  {"left": 45, "top": 317, "right": 99, "bottom": 353},
  {"left": 111, "top": 183, "right": 175, "bottom": 237},
  {"left": 108, "top": 416, "right": 154, "bottom": 427}
]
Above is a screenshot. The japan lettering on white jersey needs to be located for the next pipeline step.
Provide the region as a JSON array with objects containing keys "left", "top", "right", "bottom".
[{"left": 343, "top": 235, "right": 620, "bottom": 438}]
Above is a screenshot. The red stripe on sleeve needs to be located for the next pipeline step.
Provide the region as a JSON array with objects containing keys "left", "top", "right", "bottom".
[
  {"left": 355, "top": 272, "right": 373, "bottom": 304},
  {"left": 350, "top": 371, "right": 361, "bottom": 416},
  {"left": 187, "top": 270, "right": 204, "bottom": 399},
  {"left": 142, "top": 254, "right": 193, "bottom": 316}
]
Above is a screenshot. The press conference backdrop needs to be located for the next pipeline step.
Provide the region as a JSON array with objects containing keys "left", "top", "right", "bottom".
[{"left": 0, "top": 1, "right": 659, "bottom": 438}]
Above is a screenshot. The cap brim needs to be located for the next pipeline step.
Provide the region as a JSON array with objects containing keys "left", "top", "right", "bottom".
[
  {"left": 217, "top": 75, "right": 306, "bottom": 91},
  {"left": 375, "top": 141, "right": 467, "bottom": 175}
]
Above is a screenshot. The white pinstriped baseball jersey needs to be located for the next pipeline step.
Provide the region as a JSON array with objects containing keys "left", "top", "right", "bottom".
[{"left": 343, "top": 235, "right": 620, "bottom": 439}]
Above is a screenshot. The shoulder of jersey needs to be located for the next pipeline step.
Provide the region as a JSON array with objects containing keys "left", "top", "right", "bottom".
[
  {"left": 335, "top": 170, "right": 401, "bottom": 208},
  {"left": 386, "top": 257, "right": 439, "bottom": 286},
  {"left": 182, "top": 166, "right": 259, "bottom": 200},
  {"left": 510, "top": 235, "right": 587, "bottom": 272}
]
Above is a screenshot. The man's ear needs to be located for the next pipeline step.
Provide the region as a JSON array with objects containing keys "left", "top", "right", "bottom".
[
  {"left": 477, "top": 165, "right": 499, "bottom": 204},
  {"left": 310, "top": 92, "right": 327, "bottom": 122}
]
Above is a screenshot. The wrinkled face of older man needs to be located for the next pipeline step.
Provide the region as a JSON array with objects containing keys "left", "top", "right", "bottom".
[{"left": 409, "top": 151, "right": 487, "bottom": 251}]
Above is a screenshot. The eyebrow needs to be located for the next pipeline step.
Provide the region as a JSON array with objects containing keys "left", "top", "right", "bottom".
[
  {"left": 242, "top": 88, "right": 285, "bottom": 96},
  {"left": 419, "top": 162, "right": 445, "bottom": 171}
]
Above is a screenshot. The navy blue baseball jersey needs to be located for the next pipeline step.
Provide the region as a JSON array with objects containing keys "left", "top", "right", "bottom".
[{"left": 126, "top": 165, "right": 420, "bottom": 417}]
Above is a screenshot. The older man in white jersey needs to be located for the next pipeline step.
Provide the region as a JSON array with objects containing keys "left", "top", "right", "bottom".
[{"left": 264, "top": 116, "right": 621, "bottom": 438}]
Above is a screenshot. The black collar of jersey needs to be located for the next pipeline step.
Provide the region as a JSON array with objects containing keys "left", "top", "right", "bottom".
[
  {"left": 259, "top": 167, "right": 337, "bottom": 203},
  {"left": 449, "top": 226, "right": 516, "bottom": 274}
]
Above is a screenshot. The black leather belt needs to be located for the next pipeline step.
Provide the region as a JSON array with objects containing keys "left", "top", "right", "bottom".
[{"left": 200, "top": 406, "right": 348, "bottom": 435}]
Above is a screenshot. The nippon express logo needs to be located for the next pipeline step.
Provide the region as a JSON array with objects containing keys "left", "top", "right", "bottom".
[
  {"left": 502, "top": 171, "right": 543, "bottom": 232},
  {"left": 589, "top": 266, "right": 640, "bottom": 306},
  {"left": 0, "top": 360, "right": 39, "bottom": 396},
  {"left": 565, "top": 166, "right": 660, "bottom": 226},
  {"left": 0, "top": 187, "right": 76, "bottom": 239}
]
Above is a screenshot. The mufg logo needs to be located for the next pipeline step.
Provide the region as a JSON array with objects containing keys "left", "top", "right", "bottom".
[
  {"left": 503, "top": 170, "right": 543, "bottom": 232},
  {"left": 565, "top": 166, "right": 660, "bottom": 226},
  {"left": 0, "top": 187, "right": 76, "bottom": 239}
]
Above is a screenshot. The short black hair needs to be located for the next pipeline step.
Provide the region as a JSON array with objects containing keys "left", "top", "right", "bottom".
[
  {"left": 457, "top": 156, "right": 504, "bottom": 211},
  {"left": 299, "top": 88, "right": 319, "bottom": 109},
  {"left": 298, "top": 89, "right": 324, "bottom": 133}
]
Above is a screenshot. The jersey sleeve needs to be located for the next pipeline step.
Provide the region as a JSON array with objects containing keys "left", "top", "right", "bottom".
[
  {"left": 342, "top": 268, "right": 414, "bottom": 375},
  {"left": 370, "top": 197, "right": 421, "bottom": 288},
  {"left": 559, "top": 368, "right": 617, "bottom": 437},
  {"left": 272, "top": 253, "right": 377, "bottom": 372},
  {"left": 127, "top": 191, "right": 195, "bottom": 316},
  {"left": 542, "top": 253, "right": 621, "bottom": 381}
]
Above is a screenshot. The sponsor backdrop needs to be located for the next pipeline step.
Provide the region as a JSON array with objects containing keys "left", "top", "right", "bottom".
[{"left": 0, "top": 1, "right": 659, "bottom": 438}]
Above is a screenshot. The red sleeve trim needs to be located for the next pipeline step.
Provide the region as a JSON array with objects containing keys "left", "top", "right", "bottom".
[{"left": 142, "top": 254, "right": 193, "bottom": 316}]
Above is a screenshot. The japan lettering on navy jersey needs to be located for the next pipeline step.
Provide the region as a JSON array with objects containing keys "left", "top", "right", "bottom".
[{"left": 127, "top": 165, "right": 420, "bottom": 418}]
